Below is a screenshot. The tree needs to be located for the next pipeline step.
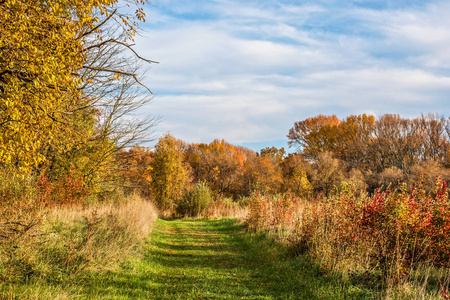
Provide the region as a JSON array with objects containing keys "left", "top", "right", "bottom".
[
  {"left": 184, "top": 140, "right": 246, "bottom": 197},
  {"left": 242, "top": 154, "right": 283, "bottom": 195},
  {"left": 116, "top": 145, "right": 154, "bottom": 197},
  {"left": 311, "top": 152, "right": 344, "bottom": 196},
  {"left": 150, "top": 134, "right": 189, "bottom": 211},
  {"left": 0, "top": 0, "right": 157, "bottom": 175},
  {"left": 259, "top": 146, "right": 286, "bottom": 162},
  {"left": 281, "top": 154, "right": 313, "bottom": 197},
  {"left": 1, "top": 0, "right": 85, "bottom": 170},
  {"left": 334, "top": 114, "right": 375, "bottom": 170},
  {"left": 288, "top": 113, "right": 450, "bottom": 177},
  {"left": 287, "top": 115, "right": 340, "bottom": 160}
]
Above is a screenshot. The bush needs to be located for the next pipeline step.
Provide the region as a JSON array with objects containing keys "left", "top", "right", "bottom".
[
  {"left": 177, "top": 182, "right": 212, "bottom": 217},
  {"left": 245, "top": 179, "right": 450, "bottom": 296}
]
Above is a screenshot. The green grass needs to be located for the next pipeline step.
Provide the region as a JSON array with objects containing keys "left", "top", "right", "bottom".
[{"left": 71, "top": 218, "right": 374, "bottom": 299}]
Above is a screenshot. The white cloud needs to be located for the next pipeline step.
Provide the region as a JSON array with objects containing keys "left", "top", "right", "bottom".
[{"left": 135, "top": 0, "right": 450, "bottom": 150}]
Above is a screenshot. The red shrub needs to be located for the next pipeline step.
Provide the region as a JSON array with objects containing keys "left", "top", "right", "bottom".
[
  {"left": 37, "top": 172, "right": 89, "bottom": 207},
  {"left": 246, "top": 179, "right": 450, "bottom": 279}
]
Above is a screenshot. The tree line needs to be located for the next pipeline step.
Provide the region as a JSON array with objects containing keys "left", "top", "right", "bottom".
[
  {"left": 288, "top": 113, "right": 450, "bottom": 192},
  {"left": 2, "top": 1, "right": 448, "bottom": 209},
  {"left": 119, "top": 113, "right": 450, "bottom": 211}
]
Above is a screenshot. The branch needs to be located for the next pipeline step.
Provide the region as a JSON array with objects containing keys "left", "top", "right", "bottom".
[
  {"left": 82, "top": 65, "right": 154, "bottom": 94},
  {"left": 107, "top": 40, "right": 159, "bottom": 64},
  {"left": 80, "top": 9, "right": 117, "bottom": 38},
  {"left": 84, "top": 39, "right": 159, "bottom": 64}
]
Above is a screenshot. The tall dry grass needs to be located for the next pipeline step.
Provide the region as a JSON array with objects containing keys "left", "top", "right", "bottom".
[
  {"left": 43, "top": 194, "right": 158, "bottom": 275},
  {"left": 204, "top": 196, "right": 249, "bottom": 221},
  {"left": 0, "top": 172, "right": 158, "bottom": 297}
]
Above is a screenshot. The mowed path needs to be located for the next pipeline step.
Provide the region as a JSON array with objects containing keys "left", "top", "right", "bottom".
[{"left": 82, "top": 219, "right": 370, "bottom": 299}]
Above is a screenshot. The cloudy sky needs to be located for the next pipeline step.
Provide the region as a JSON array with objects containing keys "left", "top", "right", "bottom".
[{"left": 135, "top": 0, "right": 450, "bottom": 152}]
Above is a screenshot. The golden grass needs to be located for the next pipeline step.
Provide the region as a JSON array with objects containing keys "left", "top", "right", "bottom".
[
  {"left": 43, "top": 194, "right": 158, "bottom": 273},
  {"left": 204, "top": 197, "right": 249, "bottom": 221},
  {"left": 47, "top": 193, "right": 158, "bottom": 243},
  {"left": 0, "top": 193, "right": 159, "bottom": 298}
]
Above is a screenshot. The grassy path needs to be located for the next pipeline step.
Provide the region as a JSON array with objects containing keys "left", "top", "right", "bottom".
[{"left": 81, "top": 218, "right": 372, "bottom": 299}]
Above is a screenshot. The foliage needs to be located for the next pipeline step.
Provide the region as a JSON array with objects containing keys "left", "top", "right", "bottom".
[
  {"left": 310, "top": 152, "right": 344, "bottom": 196},
  {"left": 259, "top": 146, "right": 286, "bottom": 162},
  {"left": 287, "top": 114, "right": 340, "bottom": 160},
  {"left": 242, "top": 154, "right": 283, "bottom": 195},
  {"left": 177, "top": 182, "right": 212, "bottom": 217},
  {"left": 37, "top": 172, "right": 90, "bottom": 206},
  {"left": 0, "top": 0, "right": 156, "bottom": 184},
  {"left": 245, "top": 178, "right": 450, "bottom": 296},
  {"left": 281, "top": 154, "right": 313, "bottom": 197},
  {"left": 288, "top": 113, "right": 450, "bottom": 175},
  {"left": 184, "top": 139, "right": 246, "bottom": 197},
  {"left": 116, "top": 145, "right": 154, "bottom": 198},
  {"left": 150, "top": 133, "right": 189, "bottom": 211},
  {"left": 0, "top": 0, "right": 87, "bottom": 170}
]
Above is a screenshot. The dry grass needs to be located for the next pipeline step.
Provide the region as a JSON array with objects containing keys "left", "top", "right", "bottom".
[
  {"left": 204, "top": 197, "right": 249, "bottom": 221},
  {"left": 47, "top": 193, "right": 158, "bottom": 244},
  {"left": 0, "top": 189, "right": 158, "bottom": 298},
  {"left": 42, "top": 194, "right": 158, "bottom": 274}
]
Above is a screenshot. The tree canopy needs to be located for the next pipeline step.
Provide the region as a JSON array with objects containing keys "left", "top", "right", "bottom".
[{"left": 0, "top": 0, "right": 155, "bottom": 173}]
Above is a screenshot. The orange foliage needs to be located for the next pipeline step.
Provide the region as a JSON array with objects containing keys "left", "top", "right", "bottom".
[
  {"left": 117, "top": 145, "right": 154, "bottom": 197},
  {"left": 185, "top": 139, "right": 246, "bottom": 197}
]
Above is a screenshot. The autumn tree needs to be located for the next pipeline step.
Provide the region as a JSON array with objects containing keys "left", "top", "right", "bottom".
[
  {"left": 1, "top": 0, "right": 86, "bottom": 170},
  {"left": 184, "top": 140, "right": 246, "bottom": 197},
  {"left": 311, "top": 152, "right": 344, "bottom": 196},
  {"left": 287, "top": 115, "right": 340, "bottom": 160},
  {"left": 334, "top": 114, "right": 375, "bottom": 170},
  {"left": 0, "top": 0, "right": 157, "bottom": 179},
  {"left": 288, "top": 114, "right": 450, "bottom": 176},
  {"left": 242, "top": 152, "right": 283, "bottom": 195},
  {"left": 116, "top": 145, "right": 154, "bottom": 198},
  {"left": 150, "top": 134, "right": 189, "bottom": 211},
  {"left": 280, "top": 154, "right": 313, "bottom": 197},
  {"left": 259, "top": 146, "right": 286, "bottom": 162}
]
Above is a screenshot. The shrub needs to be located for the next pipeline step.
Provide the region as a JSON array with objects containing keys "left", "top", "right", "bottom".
[
  {"left": 177, "top": 182, "right": 212, "bottom": 217},
  {"left": 245, "top": 179, "right": 450, "bottom": 296},
  {"left": 37, "top": 172, "right": 89, "bottom": 207}
]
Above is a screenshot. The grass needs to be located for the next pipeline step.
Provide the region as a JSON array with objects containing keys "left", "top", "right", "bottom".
[
  {"left": 0, "top": 196, "right": 158, "bottom": 299},
  {"left": 72, "top": 218, "right": 375, "bottom": 299}
]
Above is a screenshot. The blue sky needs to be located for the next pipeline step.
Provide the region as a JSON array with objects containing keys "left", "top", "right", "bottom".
[{"left": 135, "top": 0, "right": 450, "bottom": 152}]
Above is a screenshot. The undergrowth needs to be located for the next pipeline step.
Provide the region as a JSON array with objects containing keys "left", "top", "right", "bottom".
[
  {"left": 0, "top": 173, "right": 158, "bottom": 299},
  {"left": 245, "top": 180, "right": 450, "bottom": 299}
]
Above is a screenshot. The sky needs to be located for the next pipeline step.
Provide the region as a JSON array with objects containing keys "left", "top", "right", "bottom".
[{"left": 134, "top": 0, "right": 450, "bottom": 152}]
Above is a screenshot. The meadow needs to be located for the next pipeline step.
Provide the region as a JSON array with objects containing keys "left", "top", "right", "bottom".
[
  {"left": 3, "top": 0, "right": 450, "bottom": 298},
  {"left": 3, "top": 174, "right": 450, "bottom": 299}
]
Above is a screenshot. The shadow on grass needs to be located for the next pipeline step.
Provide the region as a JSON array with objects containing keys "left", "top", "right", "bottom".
[{"left": 78, "top": 218, "right": 374, "bottom": 299}]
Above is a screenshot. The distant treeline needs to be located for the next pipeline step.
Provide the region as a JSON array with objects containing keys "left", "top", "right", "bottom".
[
  {"left": 289, "top": 113, "right": 450, "bottom": 172},
  {"left": 119, "top": 113, "right": 450, "bottom": 207}
]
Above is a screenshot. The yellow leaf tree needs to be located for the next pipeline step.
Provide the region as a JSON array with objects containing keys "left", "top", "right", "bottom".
[
  {"left": 150, "top": 134, "right": 189, "bottom": 211},
  {"left": 0, "top": 0, "right": 155, "bottom": 174}
]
